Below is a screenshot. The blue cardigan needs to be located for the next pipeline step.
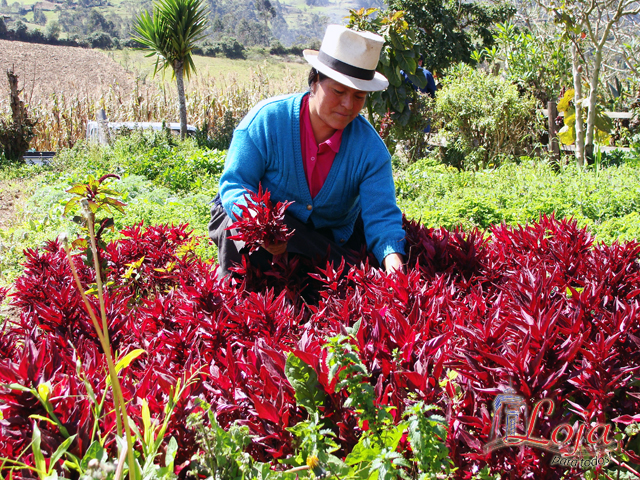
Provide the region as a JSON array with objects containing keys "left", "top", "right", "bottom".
[{"left": 219, "top": 92, "right": 406, "bottom": 264}]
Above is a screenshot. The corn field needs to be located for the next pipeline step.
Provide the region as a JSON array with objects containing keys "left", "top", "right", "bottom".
[{"left": 0, "top": 65, "right": 307, "bottom": 151}]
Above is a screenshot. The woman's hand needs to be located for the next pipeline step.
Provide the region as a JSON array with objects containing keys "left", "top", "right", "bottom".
[
  {"left": 383, "top": 253, "right": 404, "bottom": 274},
  {"left": 263, "top": 242, "right": 287, "bottom": 256}
]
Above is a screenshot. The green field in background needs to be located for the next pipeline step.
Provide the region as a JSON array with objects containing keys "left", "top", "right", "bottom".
[{"left": 106, "top": 49, "right": 310, "bottom": 86}]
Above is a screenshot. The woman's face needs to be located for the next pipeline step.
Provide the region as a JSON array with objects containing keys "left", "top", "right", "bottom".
[{"left": 309, "top": 77, "right": 367, "bottom": 133}]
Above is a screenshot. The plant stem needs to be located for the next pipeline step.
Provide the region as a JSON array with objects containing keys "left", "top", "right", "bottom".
[
  {"left": 86, "top": 219, "right": 138, "bottom": 480},
  {"left": 64, "top": 245, "right": 121, "bottom": 434},
  {"left": 63, "top": 242, "right": 137, "bottom": 480}
]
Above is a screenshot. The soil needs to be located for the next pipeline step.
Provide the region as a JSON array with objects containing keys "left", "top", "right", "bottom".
[
  {"left": 0, "top": 179, "right": 25, "bottom": 231},
  {"left": 0, "top": 39, "right": 135, "bottom": 104}
]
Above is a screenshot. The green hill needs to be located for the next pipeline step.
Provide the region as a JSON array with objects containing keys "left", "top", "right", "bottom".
[{"left": 0, "top": 0, "right": 383, "bottom": 47}]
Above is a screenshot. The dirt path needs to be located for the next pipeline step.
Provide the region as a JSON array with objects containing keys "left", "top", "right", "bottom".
[{"left": 0, "top": 179, "right": 26, "bottom": 231}]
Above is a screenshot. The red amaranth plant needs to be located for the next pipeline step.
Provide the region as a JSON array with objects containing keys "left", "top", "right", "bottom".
[
  {"left": 228, "top": 184, "right": 294, "bottom": 253},
  {"left": 2, "top": 211, "right": 640, "bottom": 480}
]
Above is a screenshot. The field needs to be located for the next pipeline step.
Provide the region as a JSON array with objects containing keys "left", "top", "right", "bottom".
[
  {"left": 105, "top": 48, "right": 310, "bottom": 86},
  {"left": 0, "top": 39, "right": 134, "bottom": 101},
  {"left": 1, "top": 132, "right": 640, "bottom": 479},
  {"left": 0, "top": 40, "right": 308, "bottom": 151}
]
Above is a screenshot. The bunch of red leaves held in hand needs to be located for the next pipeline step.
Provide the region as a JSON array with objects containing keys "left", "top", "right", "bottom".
[{"left": 228, "top": 184, "right": 294, "bottom": 252}]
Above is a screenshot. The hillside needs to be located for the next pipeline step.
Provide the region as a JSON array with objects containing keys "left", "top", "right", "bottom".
[
  {"left": 0, "top": 39, "right": 134, "bottom": 103},
  {"left": 0, "top": 0, "right": 375, "bottom": 47}
]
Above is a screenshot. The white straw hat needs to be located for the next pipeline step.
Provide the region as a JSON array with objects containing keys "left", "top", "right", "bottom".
[{"left": 303, "top": 25, "right": 389, "bottom": 92}]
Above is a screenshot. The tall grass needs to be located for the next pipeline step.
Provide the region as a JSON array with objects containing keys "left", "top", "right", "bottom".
[{"left": 1, "top": 65, "right": 307, "bottom": 151}]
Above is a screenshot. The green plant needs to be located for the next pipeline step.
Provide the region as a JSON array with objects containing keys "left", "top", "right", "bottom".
[
  {"left": 324, "top": 322, "right": 454, "bottom": 479},
  {"left": 434, "top": 63, "right": 537, "bottom": 169},
  {"left": 346, "top": 8, "right": 425, "bottom": 131},
  {"left": 478, "top": 22, "right": 571, "bottom": 105},
  {"left": 132, "top": 0, "right": 209, "bottom": 138},
  {"left": 62, "top": 174, "right": 137, "bottom": 480},
  {"left": 188, "top": 400, "right": 281, "bottom": 480}
]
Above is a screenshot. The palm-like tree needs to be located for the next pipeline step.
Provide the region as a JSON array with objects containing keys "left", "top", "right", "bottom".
[{"left": 132, "top": 0, "right": 208, "bottom": 139}]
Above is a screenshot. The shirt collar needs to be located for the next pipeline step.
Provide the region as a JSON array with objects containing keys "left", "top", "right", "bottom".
[{"left": 323, "top": 128, "right": 343, "bottom": 153}]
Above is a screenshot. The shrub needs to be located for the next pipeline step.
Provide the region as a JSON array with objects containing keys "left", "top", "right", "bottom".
[
  {"left": 87, "top": 31, "right": 113, "bottom": 49},
  {"left": 435, "top": 63, "right": 537, "bottom": 169},
  {"left": 217, "top": 36, "right": 245, "bottom": 59}
]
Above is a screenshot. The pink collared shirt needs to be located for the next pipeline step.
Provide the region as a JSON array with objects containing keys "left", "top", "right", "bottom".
[{"left": 300, "top": 94, "right": 343, "bottom": 198}]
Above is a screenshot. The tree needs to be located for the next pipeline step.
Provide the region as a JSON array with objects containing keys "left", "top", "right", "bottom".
[
  {"left": 236, "top": 18, "right": 270, "bottom": 46},
  {"left": 132, "top": 0, "right": 208, "bottom": 139},
  {"left": 87, "top": 9, "right": 116, "bottom": 36},
  {"left": 385, "top": 0, "right": 515, "bottom": 74},
  {"left": 255, "top": 0, "right": 275, "bottom": 27},
  {"left": 33, "top": 7, "right": 47, "bottom": 25},
  {"left": 539, "top": 0, "right": 640, "bottom": 165},
  {"left": 347, "top": 9, "right": 425, "bottom": 131},
  {"left": 45, "top": 20, "right": 60, "bottom": 39}
]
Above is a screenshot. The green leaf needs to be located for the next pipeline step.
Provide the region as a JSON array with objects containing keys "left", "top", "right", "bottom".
[
  {"left": 142, "top": 398, "right": 153, "bottom": 448},
  {"left": 165, "top": 437, "right": 178, "bottom": 468},
  {"left": 8, "top": 383, "right": 33, "bottom": 393},
  {"left": 594, "top": 113, "right": 613, "bottom": 133},
  {"left": 28, "top": 415, "right": 58, "bottom": 426},
  {"left": 563, "top": 106, "right": 576, "bottom": 127},
  {"left": 63, "top": 198, "right": 79, "bottom": 216},
  {"left": 49, "top": 435, "right": 77, "bottom": 474},
  {"left": 395, "top": 49, "right": 416, "bottom": 75},
  {"left": 285, "top": 354, "right": 327, "bottom": 414},
  {"left": 115, "top": 349, "right": 146, "bottom": 374},
  {"left": 98, "top": 187, "right": 122, "bottom": 196},
  {"left": 347, "top": 319, "right": 361, "bottom": 337},
  {"left": 382, "top": 63, "right": 402, "bottom": 88},
  {"left": 86, "top": 200, "right": 99, "bottom": 214},
  {"left": 32, "top": 423, "right": 46, "bottom": 477},
  {"left": 379, "top": 49, "right": 390, "bottom": 66},
  {"left": 380, "top": 422, "right": 406, "bottom": 451},
  {"left": 387, "top": 85, "right": 407, "bottom": 113},
  {"left": 345, "top": 436, "right": 380, "bottom": 465},
  {"left": 404, "top": 71, "right": 427, "bottom": 90},
  {"left": 66, "top": 185, "right": 87, "bottom": 196},
  {"left": 80, "top": 441, "right": 106, "bottom": 471}
]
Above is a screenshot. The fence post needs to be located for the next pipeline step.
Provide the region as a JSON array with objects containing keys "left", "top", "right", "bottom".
[
  {"left": 96, "top": 108, "right": 110, "bottom": 144},
  {"left": 547, "top": 101, "right": 560, "bottom": 161}
]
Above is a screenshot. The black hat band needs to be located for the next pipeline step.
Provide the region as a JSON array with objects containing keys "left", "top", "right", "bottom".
[{"left": 318, "top": 50, "right": 376, "bottom": 81}]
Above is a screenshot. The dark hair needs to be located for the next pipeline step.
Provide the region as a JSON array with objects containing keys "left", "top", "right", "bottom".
[{"left": 308, "top": 67, "right": 329, "bottom": 87}]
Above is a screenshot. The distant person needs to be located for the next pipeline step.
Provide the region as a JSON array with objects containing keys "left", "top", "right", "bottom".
[
  {"left": 209, "top": 25, "right": 406, "bottom": 279},
  {"left": 401, "top": 56, "right": 437, "bottom": 133}
]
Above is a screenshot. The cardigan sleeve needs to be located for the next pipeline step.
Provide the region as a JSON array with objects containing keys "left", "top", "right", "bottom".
[
  {"left": 358, "top": 146, "right": 406, "bottom": 263},
  {"left": 218, "top": 121, "right": 267, "bottom": 221}
]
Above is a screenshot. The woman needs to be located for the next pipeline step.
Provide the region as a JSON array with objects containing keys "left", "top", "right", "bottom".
[{"left": 209, "top": 25, "right": 405, "bottom": 278}]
